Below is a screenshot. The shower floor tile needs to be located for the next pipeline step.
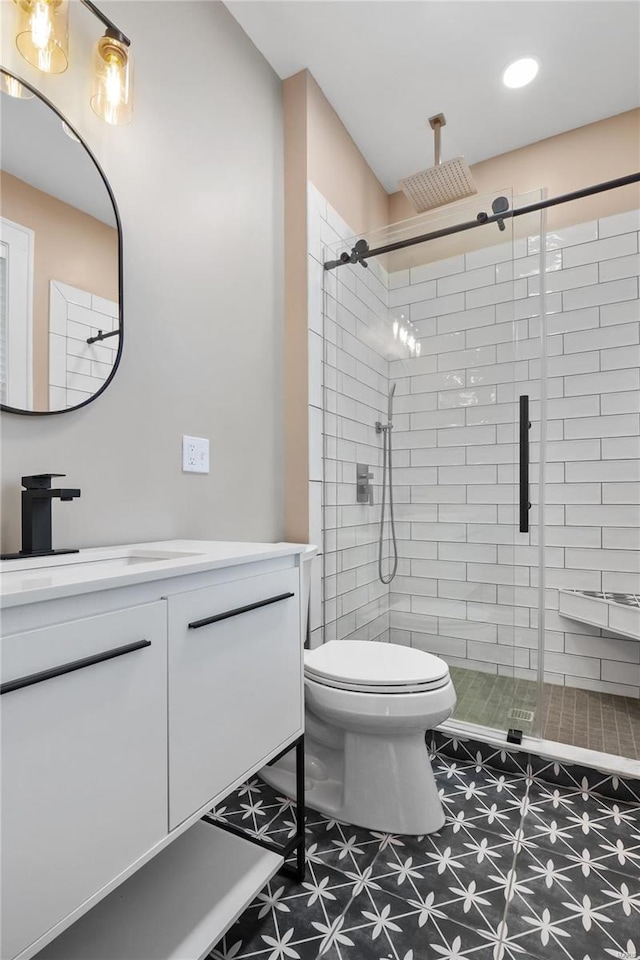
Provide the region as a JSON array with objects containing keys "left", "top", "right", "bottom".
[
  {"left": 449, "top": 665, "right": 640, "bottom": 761},
  {"left": 209, "top": 741, "right": 640, "bottom": 960}
]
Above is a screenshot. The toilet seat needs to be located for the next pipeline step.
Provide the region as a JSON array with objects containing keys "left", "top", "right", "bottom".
[{"left": 304, "top": 640, "right": 450, "bottom": 695}]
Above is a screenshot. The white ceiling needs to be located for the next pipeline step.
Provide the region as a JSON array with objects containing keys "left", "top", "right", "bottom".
[
  {"left": 1, "top": 91, "right": 116, "bottom": 227},
  {"left": 226, "top": 1, "right": 640, "bottom": 193}
]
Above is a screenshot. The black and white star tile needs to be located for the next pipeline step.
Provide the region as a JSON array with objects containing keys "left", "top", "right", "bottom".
[{"left": 209, "top": 738, "right": 640, "bottom": 960}]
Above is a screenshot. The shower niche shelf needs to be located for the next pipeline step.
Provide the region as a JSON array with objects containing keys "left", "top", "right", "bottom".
[{"left": 559, "top": 589, "right": 640, "bottom": 642}]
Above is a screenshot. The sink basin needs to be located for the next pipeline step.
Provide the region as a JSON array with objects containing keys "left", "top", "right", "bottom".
[{"left": 0, "top": 549, "right": 204, "bottom": 589}]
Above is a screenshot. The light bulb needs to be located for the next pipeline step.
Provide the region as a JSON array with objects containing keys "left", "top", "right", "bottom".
[
  {"left": 407, "top": 336, "right": 415, "bottom": 352},
  {"left": 13, "top": 0, "right": 69, "bottom": 74},
  {"left": 31, "top": 3, "right": 52, "bottom": 53},
  {"left": 400, "top": 327, "right": 408, "bottom": 344},
  {"left": 91, "top": 32, "right": 133, "bottom": 125},
  {"left": 415, "top": 342, "right": 421, "bottom": 357},
  {"left": 393, "top": 320, "right": 399, "bottom": 339}
]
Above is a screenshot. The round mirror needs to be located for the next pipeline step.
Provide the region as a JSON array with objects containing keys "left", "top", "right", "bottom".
[{"left": 0, "top": 69, "right": 122, "bottom": 415}]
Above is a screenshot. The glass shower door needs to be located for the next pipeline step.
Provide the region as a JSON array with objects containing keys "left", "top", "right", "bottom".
[
  {"left": 432, "top": 189, "right": 546, "bottom": 740},
  {"left": 320, "top": 188, "right": 543, "bottom": 742}
]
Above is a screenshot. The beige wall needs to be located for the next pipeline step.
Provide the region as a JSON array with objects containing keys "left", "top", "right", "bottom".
[
  {"left": 388, "top": 108, "right": 640, "bottom": 269},
  {"left": 1, "top": 1, "right": 284, "bottom": 552},
  {"left": 306, "top": 73, "right": 389, "bottom": 237},
  {"left": 283, "top": 70, "right": 389, "bottom": 542},
  {"left": 0, "top": 171, "right": 118, "bottom": 410}
]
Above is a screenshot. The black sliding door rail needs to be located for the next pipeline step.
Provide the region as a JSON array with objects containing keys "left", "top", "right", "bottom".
[{"left": 324, "top": 172, "right": 640, "bottom": 270}]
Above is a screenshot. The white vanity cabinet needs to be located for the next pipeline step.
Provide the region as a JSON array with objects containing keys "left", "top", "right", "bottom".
[
  {"left": 0, "top": 541, "right": 309, "bottom": 960},
  {"left": 168, "top": 566, "right": 301, "bottom": 827},
  {"left": 1, "top": 602, "right": 169, "bottom": 960}
]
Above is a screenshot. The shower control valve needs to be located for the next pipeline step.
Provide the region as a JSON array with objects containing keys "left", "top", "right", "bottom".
[{"left": 356, "top": 463, "right": 374, "bottom": 505}]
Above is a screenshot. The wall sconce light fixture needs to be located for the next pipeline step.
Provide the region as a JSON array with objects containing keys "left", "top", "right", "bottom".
[
  {"left": 13, "top": 0, "right": 69, "bottom": 74},
  {"left": 9, "top": 0, "right": 133, "bottom": 124}
]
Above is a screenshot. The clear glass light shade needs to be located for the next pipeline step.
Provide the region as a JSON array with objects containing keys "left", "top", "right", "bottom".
[
  {"left": 13, "top": 0, "right": 69, "bottom": 74},
  {"left": 90, "top": 34, "right": 133, "bottom": 125},
  {"left": 0, "top": 71, "right": 34, "bottom": 99}
]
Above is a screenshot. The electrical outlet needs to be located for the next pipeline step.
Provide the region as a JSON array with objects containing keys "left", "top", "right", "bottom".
[{"left": 182, "top": 435, "right": 210, "bottom": 474}]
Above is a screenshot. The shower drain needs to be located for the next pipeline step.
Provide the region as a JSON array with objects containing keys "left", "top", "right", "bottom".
[{"left": 507, "top": 707, "right": 535, "bottom": 723}]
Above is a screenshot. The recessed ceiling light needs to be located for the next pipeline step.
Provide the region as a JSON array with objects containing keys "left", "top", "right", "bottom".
[{"left": 502, "top": 58, "right": 539, "bottom": 89}]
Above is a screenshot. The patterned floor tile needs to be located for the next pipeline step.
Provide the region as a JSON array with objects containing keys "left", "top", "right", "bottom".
[
  {"left": 438, "top": 763, "right": 529, "bottom": 839},
  {"left": 210, "top": 776, "right": 299, "bottom": 842},
  {"left": 210, "top": 744, "right": 640, "bottom": 960},
  {"left": 304, "top": 815, "right": 398, "bottom": 878},
  {"left": 210, "top": 861, "right": 362, "bottom": 959},
  {"left": 369, "top": 830, "right": 514, "bottom": 937},
  {"left": 496, "top": 846, "right": 640, "bottom": 960},
  {"left": 520, "top": 782, "right": 640, "bottom": 874},
  {"left": 431, "top": 730, "right": 640, "bottom": 801},
  {"left": 529, "top": 756, "right": 640, "bottom": 804},
  {"left": 308, "top": 883, "right": 514, "bottom": 960},
  {"left": 430, "top": 732, "right": 531, "bottom": 779}
]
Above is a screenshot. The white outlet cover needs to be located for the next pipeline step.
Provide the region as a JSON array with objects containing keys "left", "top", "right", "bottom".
[{"left": 182, "top": 435, "right": 210, "bottom": 474}]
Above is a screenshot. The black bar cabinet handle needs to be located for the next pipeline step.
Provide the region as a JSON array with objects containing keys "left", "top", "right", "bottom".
[
  {"left": 519, "top": 394, "right": 531, "bottom": 533},
  {"left": 188, "top": 591, "right": 295, "bottom": 630},
  {"left": 0, "top": 639, "right": 151, "bottom": 696}
]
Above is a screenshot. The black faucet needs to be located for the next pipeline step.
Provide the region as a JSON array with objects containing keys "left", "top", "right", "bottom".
[{"left": 0, "top": 474, "right": 81, "bottom": 560}]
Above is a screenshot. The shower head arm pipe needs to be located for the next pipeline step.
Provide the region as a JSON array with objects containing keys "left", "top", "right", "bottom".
[
  {"left": 324, "top": 171, "right": 640, "bottom": 271},
  {"left": 429, "top": 113, "right": 446, "bottom": 166}
]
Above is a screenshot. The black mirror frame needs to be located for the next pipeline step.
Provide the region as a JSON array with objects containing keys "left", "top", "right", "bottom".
[{"left": 0, "top": 68, "right": 123, "bottom": 417}]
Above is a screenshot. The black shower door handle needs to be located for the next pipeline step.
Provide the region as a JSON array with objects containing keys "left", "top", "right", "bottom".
[{"left": 519, "top": 395, "right": 531, "bottom": 533}]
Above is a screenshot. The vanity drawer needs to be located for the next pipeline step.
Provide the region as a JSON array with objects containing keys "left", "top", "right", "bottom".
[
  {"left": 168, "top": 567, "right": 302, "bottom": 829},
  {"left": 1, "top": 602, "right": 168, "bottom": 960}
]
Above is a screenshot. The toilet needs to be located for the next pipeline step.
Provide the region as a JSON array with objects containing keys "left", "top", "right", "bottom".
[{"left": 260, "top": 550, "right": 456, "bottom": 835}]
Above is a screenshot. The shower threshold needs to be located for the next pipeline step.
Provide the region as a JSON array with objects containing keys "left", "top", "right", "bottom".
[{"left": 441, "top": 717, "right": 640, "bottom": 782}]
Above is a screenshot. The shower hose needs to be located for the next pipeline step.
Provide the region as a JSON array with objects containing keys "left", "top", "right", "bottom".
[{"left": 378, "top": 422, "right": 399, "bottom": 584}]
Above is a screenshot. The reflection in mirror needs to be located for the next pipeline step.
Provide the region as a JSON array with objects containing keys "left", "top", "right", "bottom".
[{"left": 0, "top": 70, "right": 121, "bottom": 414}]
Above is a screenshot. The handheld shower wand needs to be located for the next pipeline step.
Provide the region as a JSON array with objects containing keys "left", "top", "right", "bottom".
[{"left": 376, "top": 383, "right": 399, "bottom": 585}]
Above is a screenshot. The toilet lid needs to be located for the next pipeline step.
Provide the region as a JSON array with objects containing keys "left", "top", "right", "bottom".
[{"left": 304, "top": 640, "right": 449, "bottom": 690}]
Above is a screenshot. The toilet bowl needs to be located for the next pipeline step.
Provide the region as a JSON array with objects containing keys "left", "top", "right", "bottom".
[{"left": 261, "top": 636, "right": 456, "bottom": 836}]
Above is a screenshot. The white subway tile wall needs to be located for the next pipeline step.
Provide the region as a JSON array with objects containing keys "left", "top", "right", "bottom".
[
  {"left": 308, "top": 183, "right": 393, "bottom": 649},
  {"left": 388, "top": 209, "right": 639, "bottom": 698},
  {"left": 309, "top": 183, "right": 640, "bottom": 700}
]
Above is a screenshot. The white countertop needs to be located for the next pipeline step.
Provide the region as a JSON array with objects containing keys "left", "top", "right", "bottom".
[{"left": 0, "top": 540, "right": 316, "bottom": 608}]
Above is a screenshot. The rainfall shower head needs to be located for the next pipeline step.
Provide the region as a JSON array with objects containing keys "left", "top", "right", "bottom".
[{"left": 399, "top": 113, "right": 477, "bottom": 214}]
